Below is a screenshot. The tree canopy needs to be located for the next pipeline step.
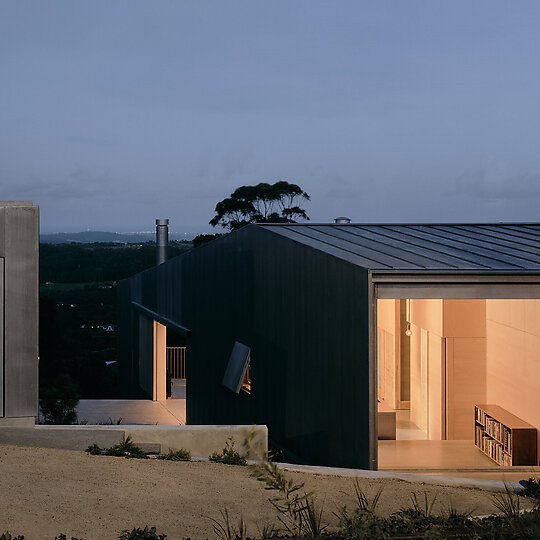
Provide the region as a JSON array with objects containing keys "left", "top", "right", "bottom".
[{"left": 209, "top": 181, "right": 310, "bottom": 231}]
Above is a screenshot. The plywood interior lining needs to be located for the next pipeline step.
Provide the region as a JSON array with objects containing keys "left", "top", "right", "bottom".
[{"left": 378, "top": 297, "right": 540, "bottom": 467}]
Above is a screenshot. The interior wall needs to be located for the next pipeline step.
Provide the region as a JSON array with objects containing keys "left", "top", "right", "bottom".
[
  {"left": 444, "top": 300, "right": 486, "bottom": 440},
  {"left": 377, "top": 299, "right": 399, "bottom": 408},
  {"left": 409, "top": 299, "right": 486, "bottom": 440},
  {"left": 486, "top": 299, "right": 540, "bottom": 456},
  {"left": 409, "top": 300, "right": 443, "bottom": 439},
  {"left": 153, "top": 321, "right": 167, "bottom": 401}
]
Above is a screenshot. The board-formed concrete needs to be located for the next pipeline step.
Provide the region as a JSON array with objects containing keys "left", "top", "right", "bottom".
[
  {"left": 0, "top": 202, "right": 39, "bottom": 423},
  {"left": 0, "top": 427, "right": 124, "bottom": 451}
]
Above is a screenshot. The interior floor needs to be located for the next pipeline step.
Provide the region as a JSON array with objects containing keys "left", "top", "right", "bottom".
[
  {"left": 395, "top": 409, "right": 427, "bottom": 440},
  {"left": 379, "top": 440, "right": 500, "bottom": 471}
]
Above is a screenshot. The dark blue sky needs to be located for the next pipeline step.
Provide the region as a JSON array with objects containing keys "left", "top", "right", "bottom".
[{"left": 2, "top": 1, "right": 540, "bottom": 233}]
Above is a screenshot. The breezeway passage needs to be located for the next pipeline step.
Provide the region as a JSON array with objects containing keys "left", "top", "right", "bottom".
[{"left": 76, "top": 399, "right": 186, "bottom": 425}]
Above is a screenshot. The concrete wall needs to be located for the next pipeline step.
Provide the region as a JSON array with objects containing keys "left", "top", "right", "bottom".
[
  {"left": 486, "top": 299, "right": 540, "bottom": 457},
  {"left": 0, "top": 202, "right": 39, "bottom": 422}
]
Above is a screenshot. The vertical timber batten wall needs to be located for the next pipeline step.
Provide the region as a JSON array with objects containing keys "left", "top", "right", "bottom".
[
  {"left": 0, "top": 203, "right": 39, "bottom": 422},
  {"left": 119, "top": 225, "right": 373, "bottom": 469}
]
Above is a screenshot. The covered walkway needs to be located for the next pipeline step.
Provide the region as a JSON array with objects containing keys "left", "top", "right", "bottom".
[{"left": 76, "top": 399, "right": 186, "bottom": 425}]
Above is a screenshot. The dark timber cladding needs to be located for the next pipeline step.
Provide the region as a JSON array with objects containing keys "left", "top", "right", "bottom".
[
  {"left": 119, "top": 224, "right": 371, "bottom": 469},
  {"left": 118, "top": 222, "right": 540, "bottom": 470}
]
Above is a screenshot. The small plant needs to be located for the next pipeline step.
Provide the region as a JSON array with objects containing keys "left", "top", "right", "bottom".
[
  {"left": 336, "top": 483, "right": 386, "bottom": 540},
  {"left": 520, "top": 476, "right": 540, "bottom": 502},
  {"left": 55, "top": 535, "right": 84, "bottom": 540},
  {"left": 493, "top": 483, "right": 523, "bottom": 518},
  {"left": 79, "top": 417, "right": 122, "bottom": 425},
  {"left": 118, "top": 526, "right": 166, "bottom": 539},
  {"left": 156, "top": 448, "right": 191, "bottom": 461},
  {"left": 297, "top": 495, "right": 328, "bottom": 537},
  {"left": 85, "top": 443, "right": 102, "bottom": 455},
  {"left": 85, "top": 436, "right": 148, "bottom": 459},
  {"left": 256, "top": 521, "right": 279, "bottom": 539},
  {"left": 252, "top": 458, "right": 327, "bottom": 536},
  {"left": 353, "top": 480, "right": 383, "bottom": 513},
  {"left": 209, "top": 508, "right": 248, "bottom": 540},
  {"left": 0, "top": 533, "right": 24, "bottom": 540},
  {"left": 209, "top": 438, "right": 247, "bottom": 466},
  {"left": 410, "top": 491, "right": 437, "bottom": 518}
]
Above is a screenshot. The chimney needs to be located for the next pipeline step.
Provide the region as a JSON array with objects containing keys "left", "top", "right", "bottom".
[
  {"left": 156, "top": 219, "right": 169, "bottom": 265},
  {"left": 334, "top": 217, "right": 351, "bottom": 224}
]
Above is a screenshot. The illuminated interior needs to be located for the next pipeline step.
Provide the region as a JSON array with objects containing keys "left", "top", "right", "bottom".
[{"left": 377, "top": 298, "right": 540, "bottom": 470}]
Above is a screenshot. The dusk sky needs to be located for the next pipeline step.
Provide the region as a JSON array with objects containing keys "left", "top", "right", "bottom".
[{"left": 2, "top": 1, "right": 540, "bottom": 234}]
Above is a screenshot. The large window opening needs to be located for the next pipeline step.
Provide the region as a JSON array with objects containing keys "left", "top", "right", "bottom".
[{"left": 377, "top": 298, "right": 540, "bottom": 471}]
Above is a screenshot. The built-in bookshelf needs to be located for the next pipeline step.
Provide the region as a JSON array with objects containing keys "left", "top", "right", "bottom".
[{"left": 475, "top": 404, "right": 537, "bottom": 466}]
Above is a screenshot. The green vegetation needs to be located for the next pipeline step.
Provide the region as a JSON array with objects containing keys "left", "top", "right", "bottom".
[
  {"left": 209, "top": 508, "right": 248, "bottom": 540},
  {"left": 210, "top": 181, "right": 310, "bottom": 231},
  {"left": 40, "top": 241, "right": 190, "bottom": 284},
  {"left": 252, "top": 457, "right": 326, "bottom": 537},
  {"left": 85, "top": 436, "right": 148, "bottom": 459},
  {"left": 0, "top": 529, "right": 167, "bottom": 540},
  {"left": 0, "top": 533, "right": 24, "bottom": 540},
  {"left": 39, "top": 373, "right": 80, "bottom": 424},
  {"left": 156, "top": 448, "right": 191, "bottom": 461},
  {"left": 520, "top": 476, "right": 540, "bottom": 500},
  {"left": 118, "top": 526, "right": 166, "bottom": 540},
  {"left": 209, "top": 438, "right": 248, "bottom": 466},
  {"left": 39, "top": 241, "right": 191, "bottom": 403}
]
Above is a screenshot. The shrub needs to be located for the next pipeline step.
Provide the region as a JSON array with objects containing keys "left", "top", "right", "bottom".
[
  {"left": 157, "top": 448, "right": 191, "bottom": 461},
  {"left": 85, "top": 436, "right": 148, "bottom": 459},
  {"left": 118, "top": 526, "right": 166, "bottom": 540},
  {"left": 520, "top": 477, "right": 540, "bottom": 502},
  {"left": 104, "top": 436, "right": 148, "bottom": 459},
  {"left": 209, "top": 438, "right": 247, "bottom": 466},
  {"left": 209, "top": 508, "right": 248, "bottom": 540},
  {"left": 85, "top": 443, "right": 102, "bottom": 455},
  {"left": 252, "top": 458, "right": 327, "bottom": 536},
  {"left": 39, "top": 374, "right": 79, "bottom": 425},
  {"left": 0, "top": 533, "right": 24, "bottom": 540}
]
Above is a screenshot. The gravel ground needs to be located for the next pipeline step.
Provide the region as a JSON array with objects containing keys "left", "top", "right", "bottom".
[{"left": 0, "top": 444, "right": 528, "bottom": 539}]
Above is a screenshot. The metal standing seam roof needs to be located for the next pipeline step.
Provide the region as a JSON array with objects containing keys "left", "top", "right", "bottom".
[{"left": 258, "top": 223, "right": 540, "bottom": 272}]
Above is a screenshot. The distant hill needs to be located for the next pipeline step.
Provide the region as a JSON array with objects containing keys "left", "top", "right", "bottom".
[{"left": 40, "top": 230, "right": 199, "bottom": 244}]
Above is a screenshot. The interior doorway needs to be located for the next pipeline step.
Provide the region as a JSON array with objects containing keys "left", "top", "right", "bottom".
[{"left": 151, "top": 323, "right": 187, "bottom": 401}]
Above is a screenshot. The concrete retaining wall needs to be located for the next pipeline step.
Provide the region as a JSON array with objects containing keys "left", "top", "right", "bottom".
[
  {"left": 7, "top": 424, "right": 268, "bottom": 457},
  {"left": 0, "top": 427, "right": 124, "bottom": 451}
]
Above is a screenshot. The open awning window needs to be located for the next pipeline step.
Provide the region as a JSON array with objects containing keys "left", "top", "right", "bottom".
[{"left": 222, "top": 341, "right": 251, "bottom": 394}]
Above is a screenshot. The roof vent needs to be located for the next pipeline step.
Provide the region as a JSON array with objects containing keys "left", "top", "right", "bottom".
[{"left": 334, "top": 217, "right": 351, "bottom": 224}]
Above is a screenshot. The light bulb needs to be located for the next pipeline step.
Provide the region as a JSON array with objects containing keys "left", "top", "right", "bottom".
[{"left": 405, "top": 323, "right": 412, "bottom": 337}]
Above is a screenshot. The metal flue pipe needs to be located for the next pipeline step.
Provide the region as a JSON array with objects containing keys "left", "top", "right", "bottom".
[{"left": 156, "top": 219, "right": 169, "bottom": 265}]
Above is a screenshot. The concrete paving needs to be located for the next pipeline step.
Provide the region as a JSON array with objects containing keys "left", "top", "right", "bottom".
[
  {"left": 76, "top": 399, "right": 186, "bottom": 425},
  {"left": 276, "top": 462, "right": 525, "bottom": 493}
]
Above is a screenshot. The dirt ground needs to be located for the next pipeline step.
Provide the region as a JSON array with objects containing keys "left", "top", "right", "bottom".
[{"left": 0, "top": 444, "right": 529, "bottom": 540}]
